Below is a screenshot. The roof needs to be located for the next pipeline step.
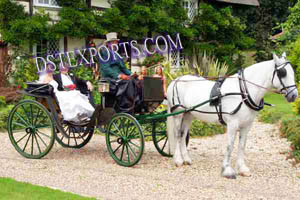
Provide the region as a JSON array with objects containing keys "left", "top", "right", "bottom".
[{"left": 215, "top": 0, "right": 260, "bottom": 6}]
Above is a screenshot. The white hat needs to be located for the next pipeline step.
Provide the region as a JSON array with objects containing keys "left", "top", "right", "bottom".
[{"left": 105, "top": 32, "right": 119, "bottom": 43}]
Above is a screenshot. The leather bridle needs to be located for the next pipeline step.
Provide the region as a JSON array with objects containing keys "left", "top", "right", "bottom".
[{"left": 271, "top": 62, "right": 297, "bottom": 97}]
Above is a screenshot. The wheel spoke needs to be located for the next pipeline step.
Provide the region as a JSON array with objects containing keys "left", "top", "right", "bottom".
[
  {"left": 12, "top": 122, "right": 27, "bottom": 129},
  {"left": 35, "top": 132, "right": 48, "bottom": 147},
  {"left": 107, "top": 130, "right": 121, "bottom": 137},
  {"left": 124, "top": 119, "right": 130, "bottom": 137},
  {"left": 127, "top": 126, "right": 137, "bottom": 137},
  {"left": 33, "top": 134, "right": 42, "bottom": 155},
  {"left": 125, "top": 144, "right": 130, "bottom": 163},
  {"left": 16, "top": 132, "right": 30, "bottom": 144},
  {"left": 33, "top": 109, "right": 41, "bottom": 126},
  {"left": 126, "top": 143, "right": 137, "bottom": 159},
  {"left": 37, "top": 130, "right": 51, "bottom": 139},
  {"left": 157, "top": 135, "right": 167, "bottom": 143},
  {"left": 112, "top": 122, "right": 123, "bottom": 136},
  {"left": 30, "top": 104, "right": 34, "bottom": 125},
  {"left": 68, "top": 127, "right": 71, "bottom": 146},
  {"left": 119, "top": 144, "right": 125, "bottom": 161},
  {"left": 73, "top": 132, "right": 78, "bottom": 146},
  {"left": 128, "top": 141, "right": 141, "bottom": 149},
  {"left": 22, "top": 133, "right": 32, "bottom": 152},
  {"left": 21, "top": 105, "right": 31, "bottom": 125},
  {"left": 15, "top": 112, "right": 30, "bottom": 126},
  {"left": 161, "top": 138, "right": 168, "bottom": 152},
  {"left": 113, "top": 143, "right": 122, "bottom": 154},
  {"left": 31, "top": 132, "right": 34, "bottom": 155}
]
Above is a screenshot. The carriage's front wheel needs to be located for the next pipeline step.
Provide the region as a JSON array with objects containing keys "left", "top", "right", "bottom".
[
  {"left": 8, "top": 100, "right": 55, "bottom": 159},
  {"left": 106, "top": 113, "right": 144, "bottom": 167}
]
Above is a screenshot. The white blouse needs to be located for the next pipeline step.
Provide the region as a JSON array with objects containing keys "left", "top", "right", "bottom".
[{"left": 61, "top": 74, "right": 74, "bottom": 86}]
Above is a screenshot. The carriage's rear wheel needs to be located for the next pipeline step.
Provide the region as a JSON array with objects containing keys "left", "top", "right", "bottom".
[
  {"left": 7, "top": 100, "right": 55, "bottom": 159},
  {"left": 55, "top": 121, "right": 94, "bottom": 148},
  {"left": 106, "top": 113, "right": 144, "bottom": 167},
  {"left": 152, "top": 119, "right": 189, "bottom": 157}
]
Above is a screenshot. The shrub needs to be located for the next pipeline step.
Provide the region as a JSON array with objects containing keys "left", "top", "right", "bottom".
[
  {"left": 190, "top": 120, "right": 225, "bottom": 137},
  {"left": 292, "top": 83, "right": 300, "bottom": 115},
  {"left": 280, "top": 117, "right": 300, "bottom": 162},
  {"left": 0, "top": 97, "right": 14, "bottom": 130},
  {"left": 258, "top": 108, "right": 283, "bottom": 124},
  {"left": 10, "top": 58, "right": 39, "bottom": 89},
  {"left": 288, "top": 37, "right": 300, "bottom": 82}
]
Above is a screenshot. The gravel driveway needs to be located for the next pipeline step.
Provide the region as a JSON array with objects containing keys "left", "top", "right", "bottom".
[{"left": 1, "top": 120, "right": 300, "bottom": 200}]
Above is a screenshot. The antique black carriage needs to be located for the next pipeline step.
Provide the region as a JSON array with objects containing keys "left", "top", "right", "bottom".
[{"left": 7, "top": 77, "right": 172, "bottom": 167}]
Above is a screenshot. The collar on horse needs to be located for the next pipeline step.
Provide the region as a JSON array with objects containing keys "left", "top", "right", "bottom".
[{"left": 238, "top": 69, "right": 265, "bottom": 111}]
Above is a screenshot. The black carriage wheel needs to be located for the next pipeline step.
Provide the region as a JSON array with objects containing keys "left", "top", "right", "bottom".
[
  {"left": 55, "top": 121, "right": 94, "bottom": 148},
  {"left": 7, "top": 100, "right": 55, "bottom": 159},
  {"left": 152, "top": 119, "right": 189, "bottom": 157}
]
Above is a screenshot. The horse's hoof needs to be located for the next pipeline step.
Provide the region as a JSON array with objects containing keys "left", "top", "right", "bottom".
[
  {"left": 175, "top": 162, "right": 183, "bottom": 167},
  {"left": 239, "top": 172, "right": 251, "bottom": 177},
  {"left": 175, "top": 159, "right": 184, "bottom": 167},
  {"left": 183, "top": 161, "right": 192, "bottom": 165},
  {"left": 225, "top": 175, "right": 237, "bottom": 179},
  {"left": 221, "top": 166, "right": 236, "bottom": 179}
]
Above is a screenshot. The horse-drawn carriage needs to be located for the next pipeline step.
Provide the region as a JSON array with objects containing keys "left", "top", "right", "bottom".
[{"left": 7, "top": 76, "right": 174, "bottom": 167}]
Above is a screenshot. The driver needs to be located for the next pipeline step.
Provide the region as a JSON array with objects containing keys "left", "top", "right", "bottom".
[{"left": 99, "top": 32, "right": 140, "bottom": 113}]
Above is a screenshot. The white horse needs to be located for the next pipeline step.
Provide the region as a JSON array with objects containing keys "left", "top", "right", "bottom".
[{"left": 166, "top": 53, "right": 298, "bottom": 179}]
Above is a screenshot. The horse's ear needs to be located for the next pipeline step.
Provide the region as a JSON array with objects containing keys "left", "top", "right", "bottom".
[
  {"left": 282, "top": 52, "right": 287, "bottom": 58},
  {"left": 273, "top": 53, "right": 280, "bottom": 64}
]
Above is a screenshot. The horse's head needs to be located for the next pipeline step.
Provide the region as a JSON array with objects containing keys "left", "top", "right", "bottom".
[{"left": 272, "top": 52, "right": 298, "bottom": 102}]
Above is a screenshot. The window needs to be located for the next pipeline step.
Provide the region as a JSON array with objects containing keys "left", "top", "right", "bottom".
[
  {"left": 170, "top": 50, "right": 184, "bottom": 69},
  {"left": 183, "top": 0, "right": 197, "bottom": 20},
  {"left": 36, "top": 39, "right": 60, "bottom": 57},
  {"left": 35, "top": 0, "right": 59, "bottom": 7}
]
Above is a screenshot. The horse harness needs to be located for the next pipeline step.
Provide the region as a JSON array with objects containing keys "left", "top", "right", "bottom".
[
  {"left": 170, "top": 62, "right": 295, "bottom": 126},
  {"left": 272, "top": 61, "right": 297, "bottom": 97}
]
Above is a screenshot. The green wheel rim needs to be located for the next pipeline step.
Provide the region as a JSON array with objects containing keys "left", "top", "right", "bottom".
[
  {"left": 106, "top": 113, "right": 144, "bottom": 167},
  {"left": 55, "top": 121, "right": 94, "bottom": 148},
  {"left": 152, "top": 119, "right": 189, "bottom": 157},
  {"left": 8, "top": 100, "right": 55, "bottom": 159},
  {"left": 152, "top": 119, "right": 172, "bottom": 157}
]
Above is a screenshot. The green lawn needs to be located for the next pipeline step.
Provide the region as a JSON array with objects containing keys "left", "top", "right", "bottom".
[
  {"left": 0, "top": 177, "right": 96, "bottom": 200},
  {"left": 264, "top": 92, "right": 294, "bottom": 114},
  {"left": 259, "top": 92, "right": 297, "bottom": 123}
]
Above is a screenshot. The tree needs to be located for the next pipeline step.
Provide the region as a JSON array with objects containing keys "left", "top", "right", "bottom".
[
  {"left": 232, "top": 0, "right": 297, "bottom": 62},
  {"left": 104, "top": 0, "right": 194, "bottom": 39},
  {"left": 189, "top": 3, "right": 254, "bottom": 73}
]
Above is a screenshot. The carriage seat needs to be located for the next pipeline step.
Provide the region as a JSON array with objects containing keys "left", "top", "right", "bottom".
[
  {"left": 24, "top": 82, "right": 54, "bottom": 96},
  {"left": 98, "top": 77, "right": 165, "bottom": 113}
]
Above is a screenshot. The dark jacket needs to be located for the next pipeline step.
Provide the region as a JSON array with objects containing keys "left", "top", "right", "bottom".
[{"left": 53, "top": 73, "right": 88, "bottom": 95}]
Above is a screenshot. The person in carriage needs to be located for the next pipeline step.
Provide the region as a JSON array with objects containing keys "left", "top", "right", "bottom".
[
  {"left": 39, "top": 64, "right": 95, "bottom": 123},
  {"left": 99, "top": 32, "right": 142, "bottom": 113}
]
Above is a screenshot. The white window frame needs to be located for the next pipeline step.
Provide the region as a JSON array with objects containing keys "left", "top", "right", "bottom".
[
  {"left": 33, "top": 38, "right": 64, "bottom": 57},
  {"left": 34, "top": 0, "right": 60, "bottom": 8},
  {"left": 184, "top": 0, "right": 198, "bottom": 20}
]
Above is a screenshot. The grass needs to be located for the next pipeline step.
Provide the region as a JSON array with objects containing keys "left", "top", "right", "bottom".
[
  {"left": 259, "top": 92, "right": 296, "bottom": 124},
  {"left": 0, "top": 177, "right": 97, "bottom": 200}
]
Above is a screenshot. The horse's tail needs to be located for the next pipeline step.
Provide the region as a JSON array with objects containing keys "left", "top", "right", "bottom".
[{"left": 167, "top": 100, "right": 176, "bottom": 155}]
